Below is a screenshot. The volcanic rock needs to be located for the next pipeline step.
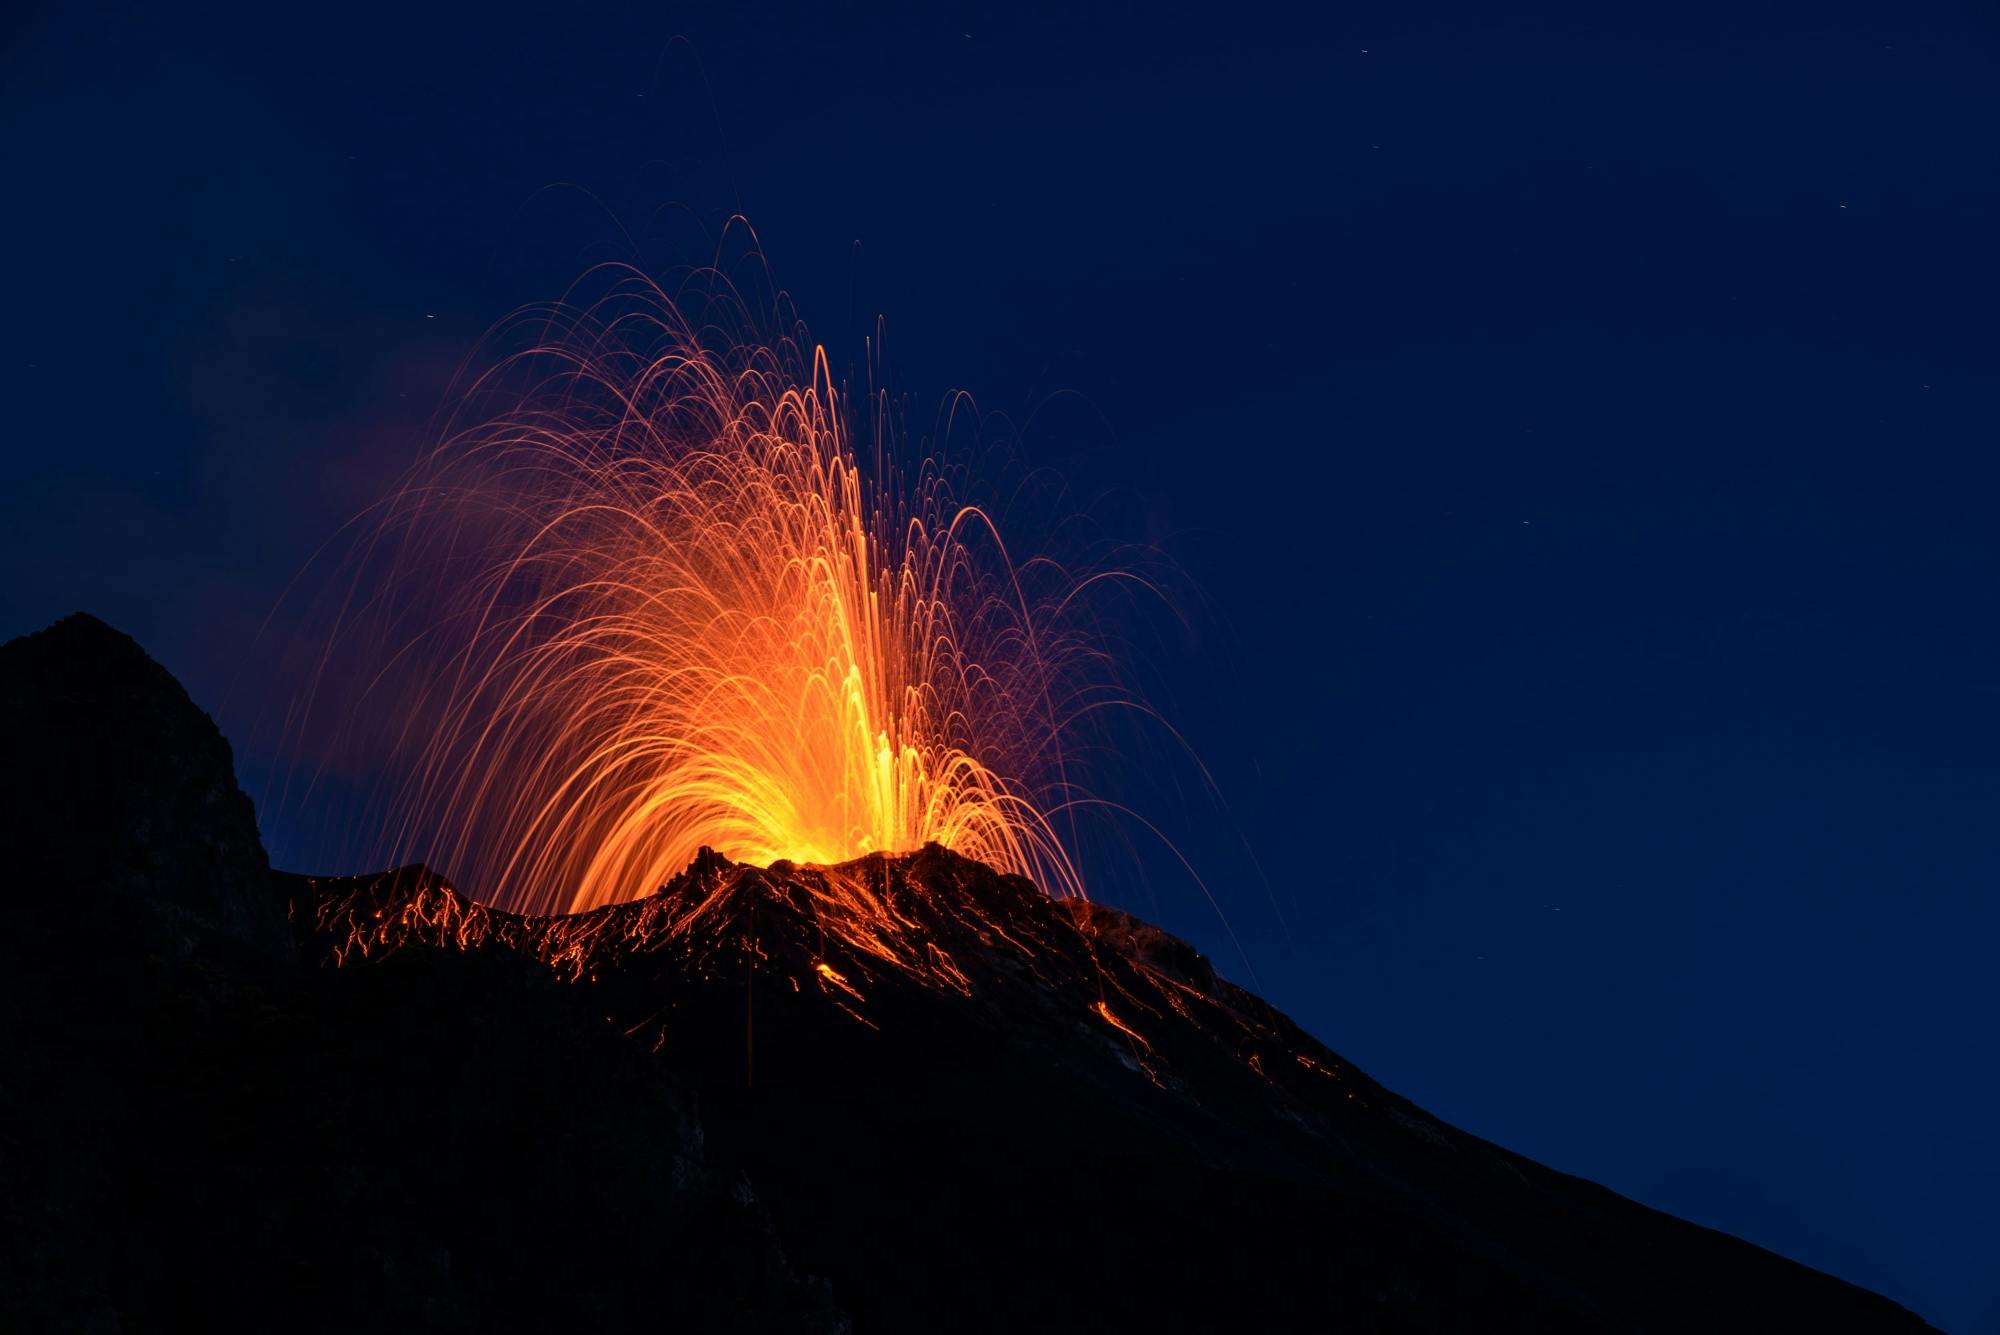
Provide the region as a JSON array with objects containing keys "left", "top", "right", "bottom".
[
  {"left": 0, "top": 613, "right": 1942, "bottom": 1333},
  {"left": 284, "top": 848, "right": 1940, "bottom": 1333},
  {"left": 0, "top": 612, "right": 288, "bottom": 961},
  {"left": 0, "top": 614, "right": 845, "bottom": 1334}
]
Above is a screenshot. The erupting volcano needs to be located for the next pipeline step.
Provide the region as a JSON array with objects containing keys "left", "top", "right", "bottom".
[
  {"left": 0, "top": 267, "right": 1940, "bottom": 1334},
  {"left": 0, "top": 608, "right": 1936, "bottom": 1330},
  {"left": 320, "top": 263, "right": 1149, "bottom": 918}
]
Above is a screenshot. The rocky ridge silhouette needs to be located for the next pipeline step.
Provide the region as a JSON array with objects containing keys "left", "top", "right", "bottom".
[{"left": 0, "top": 615, "right": 1940, "bottom": 1333}]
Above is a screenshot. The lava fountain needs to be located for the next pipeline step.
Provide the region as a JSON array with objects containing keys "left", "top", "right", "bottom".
[{"left": 328, "top": 259, "right": 1160, "bottom": 917}]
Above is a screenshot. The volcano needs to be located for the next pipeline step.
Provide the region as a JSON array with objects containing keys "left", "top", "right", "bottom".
[{"left": 0, "top": 614, "right": 1938, "bottom": 1333}]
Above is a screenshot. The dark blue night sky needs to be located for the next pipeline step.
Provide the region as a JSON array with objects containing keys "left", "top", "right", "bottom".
[{"left": 4, "top": 3, "right": 1995, "bottom": 1328}]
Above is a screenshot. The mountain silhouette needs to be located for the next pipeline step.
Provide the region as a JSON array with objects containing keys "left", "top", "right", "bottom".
[{"left": 0, "top": 614, "right": 1939, "bottom": 1333}]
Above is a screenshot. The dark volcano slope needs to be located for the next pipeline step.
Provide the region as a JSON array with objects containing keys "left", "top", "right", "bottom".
[
  {"left": 3, "top": 615, "right": 1937, "bottom": 1333},
  {"left": 289, "top": 854, "right": 1934, "bottom": 1335},
  {"left": 0, "top": 616, "right": 843, "bottom": 1335}
]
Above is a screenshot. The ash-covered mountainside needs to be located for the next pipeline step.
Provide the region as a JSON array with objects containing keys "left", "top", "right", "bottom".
[
  {"left": 286, "top": 853, "right": 1937, "bottom": 1334},
  {"left": 3, "top": 614, "right": 1939, "bottom": 1333}
]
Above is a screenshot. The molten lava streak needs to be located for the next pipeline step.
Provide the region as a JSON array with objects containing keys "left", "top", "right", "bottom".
[{"left": 352, "top": 263, "right": 1139, "bottom": 916}]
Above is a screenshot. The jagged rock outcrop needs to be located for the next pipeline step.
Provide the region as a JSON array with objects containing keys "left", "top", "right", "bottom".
[
  {"left": 1, "top": 612, "right": 288, "bottom": 960},
  {"left": 0, "top": 614, "right": 845, "bottom": 1335}
]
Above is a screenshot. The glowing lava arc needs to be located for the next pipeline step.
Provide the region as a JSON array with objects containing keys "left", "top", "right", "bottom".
[{"left": 350, "top": 262, "right": 1151, "bottom": 917}]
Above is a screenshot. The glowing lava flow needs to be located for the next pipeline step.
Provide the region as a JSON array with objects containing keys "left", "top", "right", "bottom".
[{"left": 344, "top": 262, "right": 1146, "bottom": 917}]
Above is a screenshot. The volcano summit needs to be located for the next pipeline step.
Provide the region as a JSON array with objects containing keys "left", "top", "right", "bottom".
[{"left": 0, "top": 614, "right": 1937, "bottom": 1333}]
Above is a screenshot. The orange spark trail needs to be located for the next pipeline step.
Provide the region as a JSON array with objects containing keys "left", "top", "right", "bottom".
[{"left": 338, "top": 261, "right": 1150, "bottom": 918}]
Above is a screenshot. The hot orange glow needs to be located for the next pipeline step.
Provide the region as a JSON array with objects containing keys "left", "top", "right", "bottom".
[
  {"left": 290, "top": 848, "right": 1353, "bottom": 1103},
  {"left": 1092, "top": 999, "right": 1150, "bottom": 1049},
  {"left": 344, "top": 258, "right": 1148, "bottom": 916}
]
